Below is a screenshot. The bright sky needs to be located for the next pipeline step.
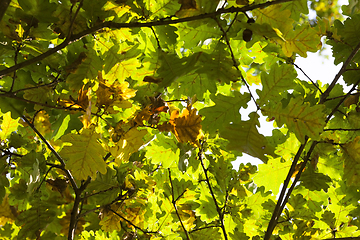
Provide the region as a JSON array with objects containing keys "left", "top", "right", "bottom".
[{"left": 233, "top": 1, "right": 348, "bottom": 168}]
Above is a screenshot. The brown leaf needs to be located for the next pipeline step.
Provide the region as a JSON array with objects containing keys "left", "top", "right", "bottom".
[
  {"left": 167, "top": 107, "right": 203, "bottom": 146},
  {"left": 344, "top": 93, "right": 360, "bottom": 108}
]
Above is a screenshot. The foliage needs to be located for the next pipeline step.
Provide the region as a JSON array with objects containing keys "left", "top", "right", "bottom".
[{"left": 0, "top": 0, "right": 360, "bottom": 239}]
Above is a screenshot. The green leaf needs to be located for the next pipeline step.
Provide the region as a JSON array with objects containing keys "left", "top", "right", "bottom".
[
  {"left": 257, "top": 64, "right": 297, "bottom": 106},
  {"left": 200, "top": 92, "right": 250, "bottom": 134},
  {"left": 342, "top": 136, "right": 360, "bottom": 186},
  {"left": 299, "top": 165, "right": 332, "bottom": 191},
  {"left": 60, "top": 129, "right": 107, "bottom": 180},
  {"left": 16, "top": 200, "right": 56, "bottom": 239},
  {"left": 145, "top": 133, "right": 180, "bottom": 168},
  {"left": 262, "top": 96, "right": 326, "bottom": 143},
  {"left": 253, "top": 157, "right": 291, "bottom": 196},
  {"left": 220, "top": 112, "right": 276, "bottom": 162},
  {"left": 281, "top": 24, "right": 320, "bottom": 57}
]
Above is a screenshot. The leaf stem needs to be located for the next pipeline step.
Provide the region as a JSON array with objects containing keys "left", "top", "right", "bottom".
[{"left": 108, "top": 208, "right": 159, "bottom": 234}]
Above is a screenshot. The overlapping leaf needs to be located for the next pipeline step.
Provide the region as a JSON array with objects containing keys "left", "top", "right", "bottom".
[
  {"left": 158, "top": 106, "right": 203, "bottom": 146},
  {"left": 257, "top": 64, "right": 297, "bottom": 106},
  {"left": 220, "top": 112, "right": 275, "bottom": 162},
  {"left": 262, "top": 96, "right": 326, "bottom": 143},
  {"left": 200, "top": 92, "right": 250, "bottom": 134}
]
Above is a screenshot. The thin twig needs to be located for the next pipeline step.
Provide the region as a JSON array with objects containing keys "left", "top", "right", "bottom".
[
  {"left": 198, "top": 140, "right": 228, "bottom": 240},
  {"left": 279, "top": 141, "right": 317, "bottom": 217},
  {"left": 293, "top": 63, "right": 323, "bottom": 94},
  {"left": 21, "top": 115, "right": 78, "bottom": 190},
  {"left": 35, "top": 165, "right": 57, "bottom": 192},
  {"left": 9, "top": 44, "right": 21, "bottom": 93},
  {"left": 214, "top": 17, "right": 259, "bottom": 110},
  {"left": 108, "top": 208, "right": 158, "bottom": 234},
  {"left": 189, "top": 225, "right": 222, "bottom": 233},
  {"left": 0, "top": 93, "right": 84, "bottom": 111},
  {"left": 325, "top": 78, "right": 360, "bottom": 123},
  {"left": 0, "top": 0, "right": 294, "bottom": 79},
  {"left": 320, "top": 40, "right": 360, "bottom": 103},
  {"left": 168, "top": 168, "right": 190, "bottom": 240},
  {"left": 324, "top": 128, "right": 360, "bottom": 131}
]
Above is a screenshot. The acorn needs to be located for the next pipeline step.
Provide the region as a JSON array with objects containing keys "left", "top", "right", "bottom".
[
  {"left": 243, "top": 29, "right": 253, "bottom": 42},
  {"left": 243, "top": 18, "right": 255, "bottom": 42}
]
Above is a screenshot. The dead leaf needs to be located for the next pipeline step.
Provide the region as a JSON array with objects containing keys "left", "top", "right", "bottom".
[{"left": 159, "top": 106, "right": 203, "bottom": 147}]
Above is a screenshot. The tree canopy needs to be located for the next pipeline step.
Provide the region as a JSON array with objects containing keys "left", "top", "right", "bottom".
[{"left": 1, "top": 0, "right": 360, "bottom": 239}]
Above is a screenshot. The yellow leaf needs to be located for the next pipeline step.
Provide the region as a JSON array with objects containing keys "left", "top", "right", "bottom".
[
  {"left": 169, "top": 107, "right": 203, "bottom": 147},
  {"left": 0, "top": 112, "right": 19, "bottom": 140},
  {"left": 110, "top": 128, "right": 148, "bottom": 164},
  {"left": 60, "top": 129, "right": 107, "bottom": 180},
  {"left": 34, "top": 111, "right": 51, "bottom": 136},
  {"left": 96, "top": 73, "right": 136, "bottom": 112}
]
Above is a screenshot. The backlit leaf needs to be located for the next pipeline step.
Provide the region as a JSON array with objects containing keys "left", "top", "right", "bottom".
[
  {"left": 262, "top": 96, "right": 326, "bottom": 143},
  {"left": 110, "top": 128, "right": 148, "bottom": 164},
  {"left": 0, "top": 112, "right": 19, "bottom": 140},
  {"left": 281, "top": 24, "right": 320, "bottom": 57},
  {"left": 342, "top": 136, "right": 360, "bottom": 186},
  {"left": 159, "top": 106, "right": 203, "bottom": 147},
  {"left": 220, "top": 112, "right": 275, "bottom": 162},
  {"left": 200, "top": 92, "right": 250, "bottom": 134},
  {"left": 60, "top": 129, "right": 107, "bottom": 180}
]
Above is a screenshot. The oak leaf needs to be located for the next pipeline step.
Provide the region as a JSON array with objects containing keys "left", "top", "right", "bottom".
[
  {"left": 60, "top": 129, "right": 107, "bottom": 180},
  {"left": 0, "top": 112, "right": 19, "bottom": 140},
  {"left": 159, "top": 107, "right": 203, "bottom": 147},
  {"left": 96, "top": 72, "right": 136, "bottom": 112},
  {"left": 110, "top": 128, "right": 148, "bottom": 164}
]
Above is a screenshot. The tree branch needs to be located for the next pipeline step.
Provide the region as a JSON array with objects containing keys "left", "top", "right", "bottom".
[
  {"left": 0, "top": 0, "right": 294, "bottom": 79},
  {"left": 198, "top": 140, "right": 228, "bottom": 240},
  {"left": 324, "top": 128, "right": 360, "bottom": 131},
  {"left": 0, "top": 0, "right": 11, "bottom": 23},
  {"left": 325, "top": 78, "right": 360, "bottom": 123},
  {"left": 168, "top": 168, "right": 190, "bottom": 240},
  {"left": 264, "top": 137, "right": 308, "bottom": 240},
  {"left": 21, "top": 115, "right": 78, "bottom": 190},
  {"left": 68, "top": 176, "right": 91, "bottom": 240}
]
